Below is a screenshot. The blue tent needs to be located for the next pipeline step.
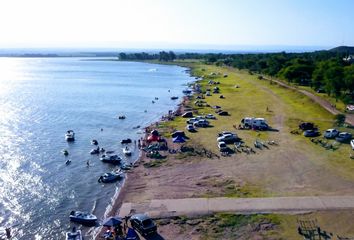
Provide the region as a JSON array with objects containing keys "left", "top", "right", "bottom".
[
  {"left": 103, "top": 217, "right": 122, "bottom": 227},
  {"left": 125, "top": 228, "right": 140, "bottom": 240},
  {"left": 173, "top": 135, "right": 186, "bottom": 143}
]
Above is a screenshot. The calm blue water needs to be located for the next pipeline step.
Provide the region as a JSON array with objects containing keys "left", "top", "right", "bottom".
[{"left": 0, "top": 58, "right": 193, "bottom": 239}]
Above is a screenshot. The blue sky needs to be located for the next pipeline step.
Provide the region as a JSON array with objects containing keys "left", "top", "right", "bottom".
[{"left": 0, "top": 0, "right": 353, "bottom": 50}]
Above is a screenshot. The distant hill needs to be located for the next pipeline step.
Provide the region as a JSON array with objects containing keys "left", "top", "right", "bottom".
[{"left": 329, "top": 46, "right": 354, "bottom": 54}]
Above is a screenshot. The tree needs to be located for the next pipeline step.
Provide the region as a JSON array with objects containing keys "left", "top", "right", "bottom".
[{"left": 335, "top": 114, "right": 346, "bottom": 126}]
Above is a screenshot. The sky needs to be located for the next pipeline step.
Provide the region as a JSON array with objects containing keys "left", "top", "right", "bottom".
[{"left": 0, "top": 0, "right": 353, "bottom": 50}]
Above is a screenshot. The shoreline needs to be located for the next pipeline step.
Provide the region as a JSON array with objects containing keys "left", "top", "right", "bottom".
[{"left": 94, "top": 63, "right": 194, "bottom": 239}]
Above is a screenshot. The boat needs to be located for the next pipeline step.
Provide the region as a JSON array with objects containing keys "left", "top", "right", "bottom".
[
  {"left": 66, "top": 227, "right": 83, "bottom": 240},
  {"left": 62, "top": 149, "right": 69, "bottom": 156},
  {"left": 65, "top": 159, "right": 72, "bottom": 165},
  {"left": 118, "top": 115, "right": 126, "bottom": 119},
  {"left": 90, "top": 148, "right": 100, "bottom": 155},
  {"left": 91, "top": 139, "right": 98, "bottom": 145},
  {"left": 123, "top": 146, "right": 132, "bottom": 156},
  {"left": 98, "top": 172, "right": 123, "bottom": 183},
  {"left": 65, "top": 130, "right": 75, "bottom": 142},
  {"left": 182, "top": 89, "right": 192, "bottom": 94},
  {"left": 121, "top": 138, "right": 132, "bottom": 144},
  {"left": 120, "top": 163, "right": 133, "bottom": 170},
  {"left": 351, "top": 139, "right": 354, "bottom": 150},
  {"left": 171, "top": 96, "right": 178, "bottom": 100},
  {"left": 69, "top": 211, "right": 97, "bottom": 225},
  {"left": 100, "top": 154, "right": 122, "bottom": 164}
]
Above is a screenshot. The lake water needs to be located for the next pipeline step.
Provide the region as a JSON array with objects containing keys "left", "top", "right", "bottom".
[{"left": 0, "top": 57, "right": 193, "bottom": 239}]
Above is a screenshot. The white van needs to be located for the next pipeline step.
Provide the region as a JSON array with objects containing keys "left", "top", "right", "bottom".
[{"left": 241, "top": 117, "right": 269, "bottom": 130}]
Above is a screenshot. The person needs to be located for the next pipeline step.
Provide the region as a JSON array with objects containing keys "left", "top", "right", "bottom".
[
  {"left": 5, "top": 228, "right": 11, "bottom": 239},
  {"left": 86, "top": 160, "right": 90, "bottom": 167}
]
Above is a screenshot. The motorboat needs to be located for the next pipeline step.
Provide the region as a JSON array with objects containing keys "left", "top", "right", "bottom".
[
  {"left": 351, "top": 139, "right": 354, "bottom": 150},
  {"left": 66, "top": 227, "right": 83, "bottom": 240},
  {"left": 118, "top": 115, "right": 126, "bottom": 119},
  {"left": 69, "top": 211, "right": 97, "bottom": 225},
  {"left": 65, "top": 130, "right": 75, "bottom": 142},
  {"left": 90, "top": 148, "right": 100, "bottom": 155},
  {"left": 91, "top": 139, "right": 98, "bottom": 145},
  {"left": 100, "top": 154, "right": 122, "bottom": 164},
  {"left": 123, "top": 146, "right": 132, "bottom": 156},
  {"left": 171, "top": 96, "right": 178, "bottom": 100},
  {"left": 98, "top": 172, "right": 123, "bottom": 183},
  {"left": 65, "top": 159, "right": 72, "bottom": 165},
  {"left": 120, "top": 163, "right": 133, "bottom": 170},
  {"left": 121, "top": 138, "right": 132, "bottom": 144},
  {"left": 62, "top": 149, "right": 69, "bottom": 156}
]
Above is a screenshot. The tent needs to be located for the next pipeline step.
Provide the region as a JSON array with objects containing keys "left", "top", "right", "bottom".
[
  {"left": 171, "top": 131, "right": 186, "bottom": 138},
  {"left": 150, "top": 129, "right": 159, "bottom": 136},
  {"left": 103, "top": 217, "right": 122, "bottom": 227},
  {"left": 147, "top": 135, "right": 160, "bottom": 142},
  {"left": 173, "top": 135, "right": 186, "bottom": 143}
]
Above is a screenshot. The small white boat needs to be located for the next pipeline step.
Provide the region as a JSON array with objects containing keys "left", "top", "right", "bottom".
[
  {"left": 69, "top": 211, "right": 97, "bottom": 225},
  {"left": 98, "top": 172, "right": 124, "bottom": 183},
  {"left": 65, "top": 130, "right": 75, "bottom": 141},
  {"left": 66, "top": 227, "right": 83, "bottom": 240},
  {"left": 123, "top": 146, "right": 132, "bottom": 156}
]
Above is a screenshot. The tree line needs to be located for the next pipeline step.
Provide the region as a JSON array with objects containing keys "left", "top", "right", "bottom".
[{"left": 117, "top": 49, "right": 353, "bottom": 103}]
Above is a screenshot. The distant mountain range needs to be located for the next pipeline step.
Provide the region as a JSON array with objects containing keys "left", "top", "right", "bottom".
[{"left": 329, "top": 46, "right": 354, "bottom": 54}]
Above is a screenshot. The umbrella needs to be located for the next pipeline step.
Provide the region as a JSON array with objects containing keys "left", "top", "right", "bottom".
[{"left": 103, "top": 217, "right": 122, "bottom": 227}]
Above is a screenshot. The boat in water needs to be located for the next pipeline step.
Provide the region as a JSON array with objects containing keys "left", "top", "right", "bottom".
[
  {"left": 98, "top": 172, "right": 124, "bottom": 183},
  {"left": 65, "top": 130, "right": 75, "bottom": 142},
  {"left": 121, "top": 138, "right": 132, "bottom": 144},
  {"left": 100, "top": 154, "right": 122, "bottom": 165},
  {"left": 65, "top": 227, "right": 83, "bottom": 240},
  {"left": 123, "top": 146, "right": 132, "bottom": 156},
  {"left": 90, "top": 148, "right": 100, "bottom": 155},
  {"left": 69, "top": 211, "right": 97, "bottom": 225},
  {"left": 171, "top": 96, "right": 179, "bottom": 100},
  {"left": 91, "top": 139, "right": 98, "bottom": 145}
]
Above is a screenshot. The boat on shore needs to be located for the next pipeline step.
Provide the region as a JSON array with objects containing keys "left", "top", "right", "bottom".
[
  {"left": 100, "top": 154, "right": 122, "bottom": 164},
  {"left": 69, "top": 211, "right": 97, "bottom": 225},
  {"left": 65, "top": 227, "right": 83, "bottom": 240},
  {"left": 98, "top": 171, "right": 124, "bottom": 183},
  {"left": 123, "top": 146, "right": 132, "bottom": 156},
  {"left": 65, "top": 130, "right": 75, "bottom": 142}
]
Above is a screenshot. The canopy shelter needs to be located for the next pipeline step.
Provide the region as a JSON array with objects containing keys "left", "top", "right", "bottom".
[
  {"left": 173, "top": 135, "right": 186, "bottom": 143},
  {"left": 103, "top": 217, "right": 122, "bottom": 227}
]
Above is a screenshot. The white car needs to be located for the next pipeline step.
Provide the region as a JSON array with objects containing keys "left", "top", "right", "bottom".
[
  {"left": 205, "top": 114, "right": 216, "bottom": 119},
  {"left": 218, "top": 131, "right": 236, "bottom": 137},
  {"left": 217, "top": 134, "right": 238, "bottom": 143},
  {"left": 351, "top": 139, "right": 354, "bottom": 150},
  {"left": 324, "top": 129, "right": 339, "bottom": 139},
  {"left": 218, "top": 141, "right": 228, "bottom": 152},
  {"left": 186, "top": 118, "right": 197, "bottom": 124},
  {"left": 186, "top": 124, "right": 196, "bottom": 132}
]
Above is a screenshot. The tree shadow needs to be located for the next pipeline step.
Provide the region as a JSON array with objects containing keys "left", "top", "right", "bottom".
[{"left": 144, "top": 233, "right": 165, "bottom": 240}]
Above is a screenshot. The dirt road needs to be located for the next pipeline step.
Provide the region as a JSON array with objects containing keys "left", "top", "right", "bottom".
[{"left": 118, "top": 196, "right": 354, "bottom": 218}]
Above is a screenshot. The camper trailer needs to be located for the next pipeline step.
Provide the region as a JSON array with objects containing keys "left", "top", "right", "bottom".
[{"left": 241, "top": 117, "right": 269, "bottom": 130}]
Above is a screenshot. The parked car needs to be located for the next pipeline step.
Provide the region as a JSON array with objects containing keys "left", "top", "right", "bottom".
[
  {"left": 186, "top": 118, "right": 197, "bottom": 124},
  {"left": 351, "top": 139, "right": 354, "bottom": 150},
  {"left": 218, "top": 111, "right": 229, "bottom": 116},
  {"left": 205, "top": 114, "right": 216, "bottom": 119},
  {"left": 335, "top": 132, "right": 352, "bottom": 143},
  {"left": 299, "top": 122, "right": 315, "bottom": 130},
  {"left": 218, "top": 141, "right": 228, "bottom": 152},
  {"left": 217, "top": 134, "right": 238, "bottom": 143},
  {"left": 186, "top": 124, "right": 196, "bottom": 132},
  {"left": 324, "top": 129, "right": 339, "bottom": 139},
  {"left": 130, "top": 214, "right": 157, "bottom": 236},
  {"left": 303, "top": 129, "right": 320, "bottom": 137},
  {"left": 218, "top": 131, "right": 236, "bottom": 137},
  {"left": 193, "top": 119, "right": 209, "bottom": 128}
]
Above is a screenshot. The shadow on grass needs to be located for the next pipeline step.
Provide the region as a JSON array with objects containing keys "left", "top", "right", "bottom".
[{"left": 145, "top": 233, "right": 165, "bottom": 240}]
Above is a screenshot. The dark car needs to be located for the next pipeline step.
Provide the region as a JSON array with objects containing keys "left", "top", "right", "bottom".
[
  {"left": 299, "top": 122, "right": 315, "bottom": 130},
  {"left": 335, "top": 132, "right": 352, "bottom": 143},
  {"left": 130, "top": 214, "right": 157, "bottom": 236},
  {"left": 303, "top": 129, "right": 320, "bottom": 137}
]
